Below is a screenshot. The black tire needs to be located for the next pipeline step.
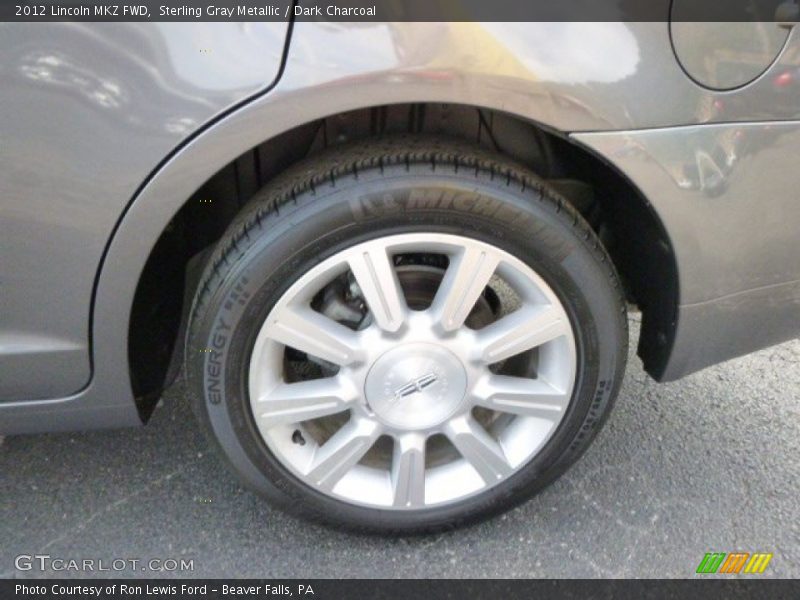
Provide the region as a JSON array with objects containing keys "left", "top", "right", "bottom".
[{"left": 185, "top": 136, "right": 628, "bottom": 533}]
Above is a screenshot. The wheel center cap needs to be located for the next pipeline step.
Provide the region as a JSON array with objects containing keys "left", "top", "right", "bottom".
[{"left": 364, "top": 343, "right": 468, "bottom": 430}]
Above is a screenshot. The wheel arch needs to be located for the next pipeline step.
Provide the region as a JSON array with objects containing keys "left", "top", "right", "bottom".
[{"left": 102, "top": 97, "right": 678, "bottom": 420}]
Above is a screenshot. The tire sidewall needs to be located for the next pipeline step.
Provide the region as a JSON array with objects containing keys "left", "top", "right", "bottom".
[{"left": 187, "top": 165, "right": 626, "bottom": 532}]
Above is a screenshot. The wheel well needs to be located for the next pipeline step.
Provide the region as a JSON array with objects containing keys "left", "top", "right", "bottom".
[{"left": 129, "top": 103, "right": 678, "bottom": 415}]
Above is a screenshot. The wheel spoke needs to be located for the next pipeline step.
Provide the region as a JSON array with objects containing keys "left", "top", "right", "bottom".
[
  {"left": 305, "top": 418, "right": 381, "bottom": 490},
  {"left": 266, "top": 306, "right": 363, "bottom": 366},
  {"left": 256, "top": 377, "right": 356, "bottom": 427},
  {"left": 472, "top": 374, "right": 569, "bottom": 420},
  {"left": 430, "top": 245, "right": 500, "bottom": 331},
  {"left": 444, "top": 415, "right": 512, "bottom": 484},
  {"left": 391, "top": 433, "right": 427, "bottom": 508},
  {"left": 348, "top": 243, "right": 407, "bottom": 332},
  {"left": 476, "top": 305, "right": 568, "bottom": 364}
]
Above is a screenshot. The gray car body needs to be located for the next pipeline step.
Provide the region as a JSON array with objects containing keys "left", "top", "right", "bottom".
[{"left": 2, "top": 20, "right": 799, "bottom": 434}]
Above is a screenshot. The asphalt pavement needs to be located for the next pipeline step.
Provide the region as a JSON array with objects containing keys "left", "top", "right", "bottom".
[{"left": 2, "top": 318, "right": 799, "bottom": 579}]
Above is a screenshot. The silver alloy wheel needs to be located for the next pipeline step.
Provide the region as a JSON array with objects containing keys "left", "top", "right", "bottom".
[{"left": 248, "top": 233, "right": 577, "bottom": 510}]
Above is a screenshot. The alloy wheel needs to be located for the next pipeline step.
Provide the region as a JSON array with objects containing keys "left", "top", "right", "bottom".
[{"left": 248, "top": 233, "right": 577, "bottom": 509}]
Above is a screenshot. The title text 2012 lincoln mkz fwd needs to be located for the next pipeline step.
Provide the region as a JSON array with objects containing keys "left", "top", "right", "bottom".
[{"left": 3, "top": 17, "right": 800, "bottom": 531}]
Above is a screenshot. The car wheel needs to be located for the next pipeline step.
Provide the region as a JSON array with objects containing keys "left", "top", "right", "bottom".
[{"left": 185, "top": 136, "right": 628, "bottom": 533}]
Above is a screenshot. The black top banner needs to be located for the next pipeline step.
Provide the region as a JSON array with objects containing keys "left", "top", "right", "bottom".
[{"left": 3, "top": 0, "right": 799, "bottom": 22}]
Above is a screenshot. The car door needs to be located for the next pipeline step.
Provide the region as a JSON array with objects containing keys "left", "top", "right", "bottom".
[{"left": 0, "top": 20, "right": 292, "bottom": 400}]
